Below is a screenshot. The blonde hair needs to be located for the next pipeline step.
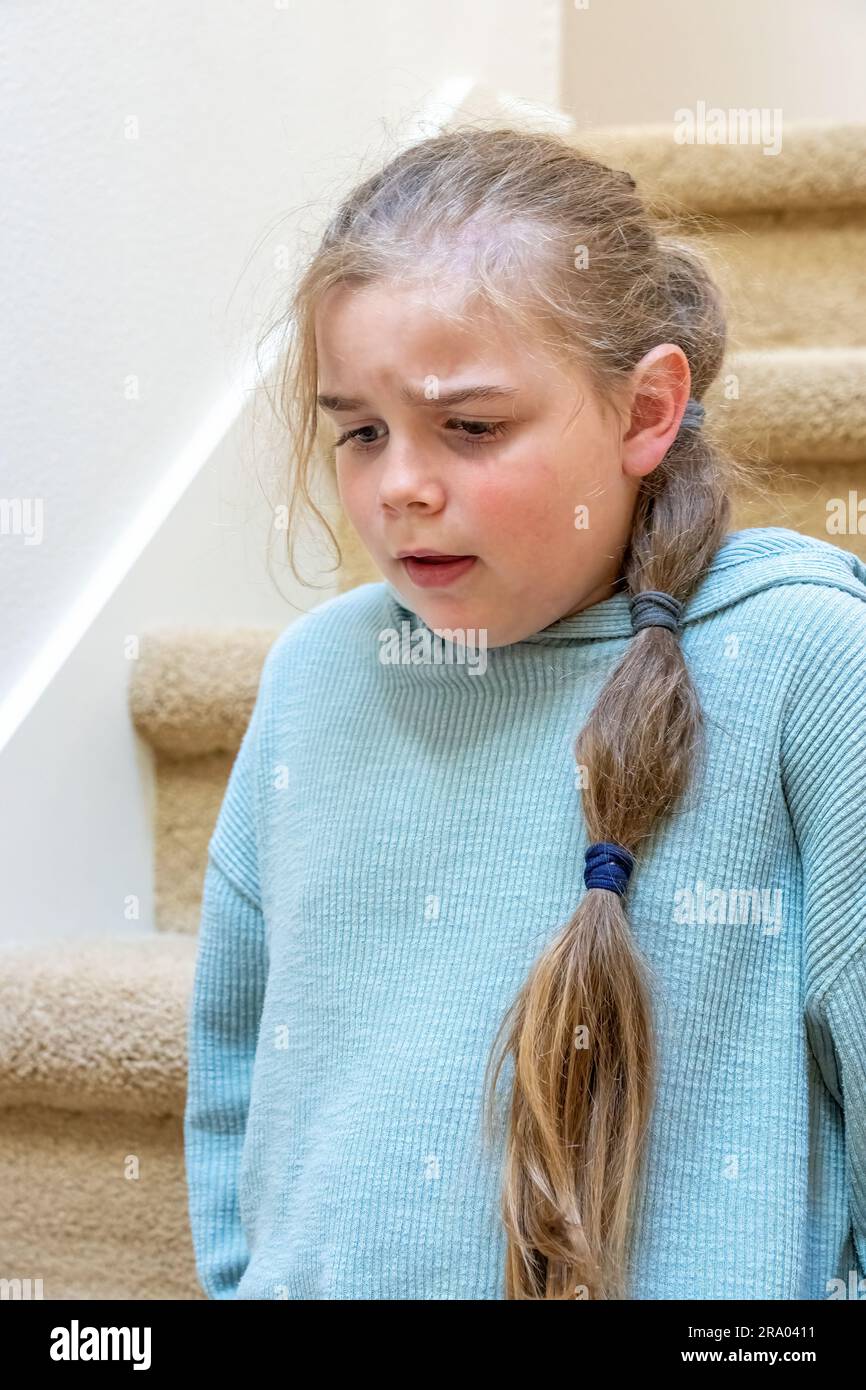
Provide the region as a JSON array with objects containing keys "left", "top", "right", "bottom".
[{"left": 263, "top": 125, "right": 748, "bottom": 1299}]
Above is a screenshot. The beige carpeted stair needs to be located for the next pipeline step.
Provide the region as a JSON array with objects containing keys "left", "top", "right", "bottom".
[{"left": 1, "top": 110, "right": 863, "bottom": 1300}]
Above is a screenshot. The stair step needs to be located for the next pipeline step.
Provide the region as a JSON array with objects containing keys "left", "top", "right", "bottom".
[
  {"left": 709, "top": 348, "right": 866, "bottom": 462},
  {"left": 0, "top": 935, "right": 195, "bottom": 1113},
  {"left": 580, "top": 119, "right": 866, "bottom": 216},
  {"left": 0, "top": 935, "right": 201, "bottom": 1298},
  {"left": 129, "top": 626, "right": 278, "bottom": 758}
]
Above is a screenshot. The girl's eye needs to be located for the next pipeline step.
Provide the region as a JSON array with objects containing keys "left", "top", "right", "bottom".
[
  {"left": 448, "top": 419, "right": 510, "bottom": 447},
  {"left": 333, "top": 419, "right": 510, "bottom": 452},
  {"left": 333, "top": 423, "right": 386, "bottom": 451}
]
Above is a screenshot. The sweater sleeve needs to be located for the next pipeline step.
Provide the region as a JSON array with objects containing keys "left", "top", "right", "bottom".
[
  {"left": 184, "top": 858, "right": 268, "bottom": 1298},
  {"left": 183, "top": 649, "right": 274, "bottom": 1299},
  {"left": 780, "top": 585, "right": 866, "bottom": 1277},
  {"left": 821, "top": 949, "right": 866, "bottom": 1277}
]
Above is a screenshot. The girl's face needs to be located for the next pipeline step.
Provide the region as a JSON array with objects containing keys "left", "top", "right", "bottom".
[{"left": 315, "top": 281, "right": 672, "bottom": 647}]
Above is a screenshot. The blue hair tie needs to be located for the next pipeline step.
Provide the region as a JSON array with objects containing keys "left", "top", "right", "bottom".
[
  {"left": 629, "top": 590, "right": 683, "bottom": 635},
  {"left": 680, "top": 398, "right": 705, "bottom": 431},
  {"left": 583, "top": 841, "right": 635, "bottom": 896}
]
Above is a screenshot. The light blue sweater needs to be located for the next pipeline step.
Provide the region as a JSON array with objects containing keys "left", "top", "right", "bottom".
[{"left": 183, "top": 526, "right": 866, "bottom": 1300}]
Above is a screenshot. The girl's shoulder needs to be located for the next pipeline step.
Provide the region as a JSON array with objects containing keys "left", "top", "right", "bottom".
[
  {"left": 263, "top": 580, "right": 393, "bottom": 673},
  {"left": 687, "top": 527, "right": 866, "bottom": 754},
  {"left": 685, "top": 524, "right": 866, "bottom": 642}
]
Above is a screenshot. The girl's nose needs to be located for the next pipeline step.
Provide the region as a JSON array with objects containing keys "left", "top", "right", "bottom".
[{"left": 377, "top": 445, "right": 443, "bottom": 511}]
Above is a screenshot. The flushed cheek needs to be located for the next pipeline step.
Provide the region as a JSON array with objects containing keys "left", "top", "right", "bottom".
[{"left": 471, "top": 478, "right": 569, "bottom": 561}]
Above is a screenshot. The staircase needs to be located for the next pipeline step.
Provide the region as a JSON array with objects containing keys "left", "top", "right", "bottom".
[{"left": 1, "top": 109, "right": 864, "bottom": 1300}]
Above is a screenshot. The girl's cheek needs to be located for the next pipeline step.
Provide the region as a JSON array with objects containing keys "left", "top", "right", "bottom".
[
  {"left": 466, "top": 485, "right": 553, "bottom": 555},
  {"left": 472, "top": 463, "right": 560, "bottom": 533},
  {"left": 336, "top": 468, "right": 371, "bottom": 520},
  {"left": 464, "top": 479, "right": 518, "bottom": 532}
]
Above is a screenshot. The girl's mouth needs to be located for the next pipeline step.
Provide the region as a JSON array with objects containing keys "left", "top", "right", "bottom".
[{"left": 401, "top": 555, "right": 478, "bottom": 587}]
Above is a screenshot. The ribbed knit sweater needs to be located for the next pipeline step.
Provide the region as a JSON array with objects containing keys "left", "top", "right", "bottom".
[{"left": 183, "top": 526, "right": 866, "bottom": 1300}]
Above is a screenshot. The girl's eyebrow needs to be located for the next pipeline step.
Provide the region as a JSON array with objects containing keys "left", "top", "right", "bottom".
[{"left": 317, "top": 384, "right": 520, "bottom": 412}]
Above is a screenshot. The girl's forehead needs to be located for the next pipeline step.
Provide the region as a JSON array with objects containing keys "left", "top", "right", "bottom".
[{"left": 315, "top": 282, "right": 564, "bottom": 383}]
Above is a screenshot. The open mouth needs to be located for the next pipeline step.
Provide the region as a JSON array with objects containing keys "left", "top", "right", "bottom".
[{"left": 401, "top": 555, "right": 478, "bottom": 587}]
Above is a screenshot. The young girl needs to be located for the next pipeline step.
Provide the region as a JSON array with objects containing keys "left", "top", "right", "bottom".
[{"left": 184, "top": 126, "right": 866, "bottom": 1301}]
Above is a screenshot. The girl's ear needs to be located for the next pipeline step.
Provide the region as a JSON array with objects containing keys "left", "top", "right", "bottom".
[{"left": 620, "top": 344, "right": 693, "bottom": 481}]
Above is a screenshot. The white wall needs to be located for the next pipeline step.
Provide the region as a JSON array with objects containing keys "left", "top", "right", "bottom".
[
  {"left": 0, "top": 0, "right": 560, "bottom": 941},
  {"left": 562, "top": 0, "right": 866, "bottom": 125},
  {"left": 1, "top": 0, "right": 561, "bottom": 705}
]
